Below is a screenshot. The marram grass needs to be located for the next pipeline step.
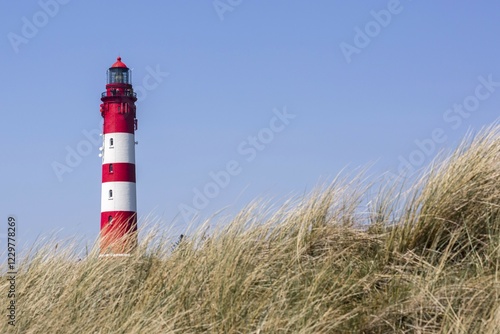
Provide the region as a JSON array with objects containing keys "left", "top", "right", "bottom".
[{"left": 1, "top": 123, "right": 499, "bottom": 333}]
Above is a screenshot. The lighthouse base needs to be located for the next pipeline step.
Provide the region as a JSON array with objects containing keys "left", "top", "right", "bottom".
[
  {"left": 100, "top": 211, "right": 137, "bottom": 255},
  {"left": 98, "top": 253, "right": 132, "bottom": 258}
]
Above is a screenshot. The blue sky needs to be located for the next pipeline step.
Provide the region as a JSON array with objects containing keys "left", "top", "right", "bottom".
[{"left": 1, "top": 1, "right": 499, "bottom": 251}]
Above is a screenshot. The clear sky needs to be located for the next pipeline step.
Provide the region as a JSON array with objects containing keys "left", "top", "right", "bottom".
[{"left": 1, "top": 1, "right": 499, "bottom": 251}]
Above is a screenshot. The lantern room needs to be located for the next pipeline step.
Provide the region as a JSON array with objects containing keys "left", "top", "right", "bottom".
[{"left": 107, "top": 57, "right": 131, "bottom": 85}]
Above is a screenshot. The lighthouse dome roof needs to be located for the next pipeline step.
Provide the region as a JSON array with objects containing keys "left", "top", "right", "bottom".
[{"left": 111, "top": 57, "right": 128, "bottom": 69}]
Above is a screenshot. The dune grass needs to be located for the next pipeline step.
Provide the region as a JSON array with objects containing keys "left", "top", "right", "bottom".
[{"left": 1, "top": 123, "right": 499, "bottom": 333}]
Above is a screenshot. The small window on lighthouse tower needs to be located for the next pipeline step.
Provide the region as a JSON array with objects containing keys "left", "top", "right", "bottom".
[
  {"left": 109, "top": 138, "right": 114, "bottom": 147},
  {"left": 109, "top": 164, "right": 114, "bottom": 173},
  {"left": 109, "top": 189, "right": 113, "bottom": 199},
  {"left": 108, "top": 215, "right": 113, "bottom": 225}
]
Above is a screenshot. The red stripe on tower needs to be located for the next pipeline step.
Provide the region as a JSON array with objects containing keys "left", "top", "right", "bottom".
[
  {"left": 102, "top": 163, "right": 136, "bottom": 183},
  {"left": 99, "top": 57, "right": 138, "bottom": 256}
]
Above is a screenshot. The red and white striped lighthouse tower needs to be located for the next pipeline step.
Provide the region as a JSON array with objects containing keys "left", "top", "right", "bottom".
[{"left": 99, "top": 57, "right": 138, "bottom": 255}]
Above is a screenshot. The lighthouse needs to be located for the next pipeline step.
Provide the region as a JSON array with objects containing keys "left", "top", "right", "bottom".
[{"left": 99, "top": 57, "right": 138, "bottom": 255}]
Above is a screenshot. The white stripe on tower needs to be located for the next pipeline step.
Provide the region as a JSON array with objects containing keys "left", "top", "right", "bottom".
[
  {"left": 101, "top": 182, "right": 137, "bottom": 212},
  {"left": 102, "top": 133, "right": 136, "bottom": 164}
]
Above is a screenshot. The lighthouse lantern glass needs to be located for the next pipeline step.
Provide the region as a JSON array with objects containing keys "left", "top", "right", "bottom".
[{"left": 107, "top": 68, "right": 130, "bottom": 84}]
